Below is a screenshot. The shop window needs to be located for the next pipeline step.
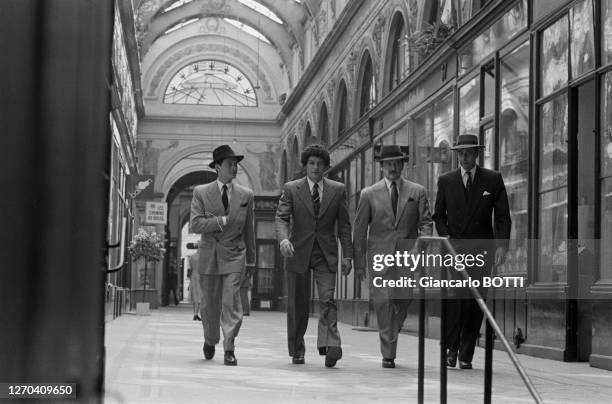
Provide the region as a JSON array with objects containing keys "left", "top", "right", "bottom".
[
  {"left": 458, "top": 77, "right": 480, "bottom": 136},
  {"left": 538, "top": 95, "right": 569, "bottom": 282},
  {"left": 541, "top": 17, "right": 569, "bottom": 97},
  {"left": 432, "top": 93, "right": 454, "bottom": 204},
  {"left": 600, "top": 71, "right": 612, "bottom": 279},
  {"left": 569, "top": 0, "right": 595, "bottom": 79},
  {"left": 414, "top": 108, "right": 433, "bottom": 196},
  {"left": 459, "top": 0, "right": 527, "bottom": 75},
  {"left": 499, "top": 41, "right": 530, "bottom": 274},
  {"left": 256, "top": 243, "right": 275, "bottom": 293},
  {"left": 603, "top": 0, "right": 612, "bottom": 66}
]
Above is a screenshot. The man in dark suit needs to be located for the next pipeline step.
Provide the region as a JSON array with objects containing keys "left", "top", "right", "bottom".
[
  {"left": 190, "top": 145, "right": 256, "bottom": 366},
  {"left": 433, "top": 133, "right": 511, "bottom": 370},
  {"left": 353, "top": 145, "right": 433, "bottom": 368},
  {"left": 276, "top": 144, "right": 353, "bottom": 368}
]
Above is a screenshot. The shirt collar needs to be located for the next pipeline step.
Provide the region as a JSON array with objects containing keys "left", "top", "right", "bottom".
[
  {"left": 383, "top": 177, "right": 400, "bottom": 191},
  {"left": 217, "top": 180, "right": 232, "bottom": 192},
  {"left": 460, "top": 165, "right": 477, "bottom": 178},
  {"left": 306, "top": 177, "right": 324, "bottom": 191}
]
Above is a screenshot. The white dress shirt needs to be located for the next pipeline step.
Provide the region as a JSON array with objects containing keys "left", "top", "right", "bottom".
[{"left": 460, "top": 165, "right": 477, "bottom": 188}]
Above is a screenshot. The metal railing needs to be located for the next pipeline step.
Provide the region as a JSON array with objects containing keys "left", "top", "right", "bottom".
[{"left": 415, "top": 236, "right": 543, "bottom": 404}]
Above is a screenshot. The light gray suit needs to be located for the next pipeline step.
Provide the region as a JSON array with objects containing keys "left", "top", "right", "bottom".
[
  {"left": 353, "top": 178, "right": 433, "bottom": 359},
  {"left": 190, "top": 181, "right": 255, "bottom": 351}
]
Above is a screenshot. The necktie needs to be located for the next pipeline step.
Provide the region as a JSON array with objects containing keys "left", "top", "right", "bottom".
[
  {"left": 222, "top": 184, "right": 229, "bottom": 214},
  {"left": 312, "top": 183, "right": 320, "bottom": 216},
  {"left": 391, "top": 181, "right": 398, "bottom": 216},
  {"left": 466, "top": 171, "right": 473, "bottom": 192}
]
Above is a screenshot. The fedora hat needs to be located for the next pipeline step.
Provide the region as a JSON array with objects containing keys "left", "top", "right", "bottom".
[
  {"left": 209, "top": 144, "right": 244, "bottom": 168},
  {"left": 451, "top": 134, "right": 484, "bottom": 150},
  {"left": 375, "top": 145, "right": 409, "bottom": 162}
]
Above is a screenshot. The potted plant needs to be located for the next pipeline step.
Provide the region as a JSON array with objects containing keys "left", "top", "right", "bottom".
[{"left": 128, "top": 228, "right": 166, "bottom": 314}]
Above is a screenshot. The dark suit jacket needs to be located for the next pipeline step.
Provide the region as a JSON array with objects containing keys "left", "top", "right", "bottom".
[
  {"left": 433, "top": 166, "right": 511, "bottom": 261},
  {"left": 276, "top": 177, "right": 353, "bottom": 273}
]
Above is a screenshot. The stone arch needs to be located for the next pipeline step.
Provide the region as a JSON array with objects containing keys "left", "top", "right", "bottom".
[{"left": 382, "top": 6, "right": 410, "bottom": 95}]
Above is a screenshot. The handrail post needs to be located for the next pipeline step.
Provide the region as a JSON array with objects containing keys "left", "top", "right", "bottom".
[
  {"left": 484, "top": 317, "right": 494, "bottom": 403},
  {"left": 440, "top": 260, "right": 447, "bottom": 404},
  {"left": 418, "top": 261, "right": 425, "bottom": 404}
]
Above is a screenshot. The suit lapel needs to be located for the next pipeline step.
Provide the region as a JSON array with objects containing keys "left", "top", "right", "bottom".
[
  {"left": 395, "top": 179, "right": 413, "bottom": 225},
  {"left": 296, "top": 178, "right": 315, "bottom": 217},
  {"left": 317, "top": 178, "right": 335, "bottom": 218},
  {"left": 227, "top": 184, "right": 242, "bottom": 222},
  {"left": 462, "top": 166, "right": 487, "bottom": 232},
  {"left": 206, "top": 182, "right": 225, "bottom": 216},
  {"left": 374, "top": 180, "right": 395, "bottom": 221}
]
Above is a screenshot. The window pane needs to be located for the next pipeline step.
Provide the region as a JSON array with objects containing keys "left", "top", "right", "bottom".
[
  {"left": 499, "top": 41, "right": 530, "bottom": 274},
  {"left": 570, "top": 0, "right": 595, "bottom": 79},
  {"left": 414, "top": 108, "right": 433, "bottom": 194},
  {"left": 433, "top": 93, "right": 454, "bottom": 205},
  {"left": 540, "top": 17, "right": 569, "bottom": 97},
  {"left": 256, "top": 221, "right": 276, "bottom": 239},
  {"left": 601, "top": 178, "right": 612, "bottom": 280},
  {"left": 256, "top": 268, "right": 274, "bottom": 293},
  {"left": 483, "top": 127, "right": 495, "bottom": 169},
  {"left": 539, "top": 188, "right": 568, "bottom": 282},
  {"left": 602, "top": 71, "right": 612, "bottom": 177},
  {"left": 539, "top": 95, "right": 568, "bottom": 190},
  {"left": 364, "top": 147, "right": 373, "bottom": 187},
  {"left": 458, "top": 1, "right": 527, "bottom": 74},
  {"left": 483, "top": 67, "right": 495, "bottom": 118},
  {"left": 257, "top": 244, "right": 275, "bottom": 268},
  {"left": 459, "top": 78, "right": 480, "bottom": 135},
  {"left": 603, "top": 0, "right": 612, "bottom": 65}
]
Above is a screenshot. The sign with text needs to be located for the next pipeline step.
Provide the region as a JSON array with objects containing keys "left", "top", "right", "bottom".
[
  {"left": 128, "top": 174, "right": 155, "bottom": 200},
  {"left": 145, "top": 202, "right": 167, "bottom": 224}
]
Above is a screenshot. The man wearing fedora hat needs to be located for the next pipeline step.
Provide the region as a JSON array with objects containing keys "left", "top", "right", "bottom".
[
  {"left": 432, "top": 133, "right": 511, "bottom": 370},
  {"left": 353, "top": 145, "right": 433, "bottom": 368},
  {"left": 276, "top": 143, "right": 353, "bottom": 368},
  {"left": 190, "top": 144, "right": 256, "bottom": 366}
]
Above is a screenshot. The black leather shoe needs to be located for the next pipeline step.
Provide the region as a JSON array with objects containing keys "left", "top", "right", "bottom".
[
  {"left": 193, "top": 314, "right": 201, "bottom": 321},
  {"left": 318, "top": 347, "right": 327, "bottom": 356},
  {"left": 325, "top": 346, "right": 342, "bottom": 368},
  {"left": 203, "top": 343, "right": 215, "bottom": 360},
  {"left": 382, "top": 358, "right": 396, "bottom": 368},
  {"left": 224, "top": 351, "right": 237, "bottom": 366},
  {"left": 446, "top": 350, "right": 457, "bottom": 367},
  {"left": 459, "top": 361, "right": 472, "bottom": 369},
  {"left": 292, "top": 354, "right": 305, "bottom": 364}
]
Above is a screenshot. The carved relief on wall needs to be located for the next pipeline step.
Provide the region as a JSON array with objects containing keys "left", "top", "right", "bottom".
[
  {"left": 244, "top": 143, "right": 282, "bottom": 192},
  {"left": 372, "top": 15, "right": 387, "bottom": 57},
  {"left": 136, "top": 139, "right": 180, "bottom": 176},
  {"left": 199, "top": 0, "right": 230, "bottom": 14}
]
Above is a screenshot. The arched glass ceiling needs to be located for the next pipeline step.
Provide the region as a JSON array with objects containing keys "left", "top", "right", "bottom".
[
  {"left": 163, "top": 17, "right": 198, "bottom": 35},
  {"left": 238, "top": 0, "right": 284, "bottom": 24},
  {"left": 224, "top": 18, "right": 271, "bottom": 44},
  {"left": 164, "top": 60, "right": 258, "bottom": 106},
  {"left": 161, "top": 0, "right": 193, "bottom": 14}
]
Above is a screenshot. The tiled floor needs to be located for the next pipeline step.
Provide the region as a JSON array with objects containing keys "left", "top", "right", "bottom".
[{"left": 104, "top": 306, "right": 612, "bottom": 403}]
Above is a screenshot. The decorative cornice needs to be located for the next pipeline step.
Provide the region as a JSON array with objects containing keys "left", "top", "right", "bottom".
[{"left": 118, "top": 0, "right": 146, "bottom": 118}]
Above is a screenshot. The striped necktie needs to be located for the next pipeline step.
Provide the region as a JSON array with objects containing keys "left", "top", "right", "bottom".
[{"left": 312, "top": 183, "right": 320, "bottom": 216}]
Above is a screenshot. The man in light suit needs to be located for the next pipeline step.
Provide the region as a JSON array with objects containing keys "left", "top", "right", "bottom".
[
  {"left": 433, "top": 133, "right": 511, "bottom": 370},
  {"left": 276, "top": 144, "right": 353, "bottom": 368},
  {"left": 353, "top": 145, "right": 433, "bottom": 368},
  {"left": 190, "top": 145, "right": 256, "bottom": 366}
]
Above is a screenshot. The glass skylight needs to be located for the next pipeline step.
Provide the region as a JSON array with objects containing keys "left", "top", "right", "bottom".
[
  {"left": 224, "top": 18, "right": 271, "bottom": 44},
  {"left": 164, "top": 60, "right": 257, "bottom": 106},
  {"left": 238, "top": 0, "right": 284, "bottom": 24}
]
